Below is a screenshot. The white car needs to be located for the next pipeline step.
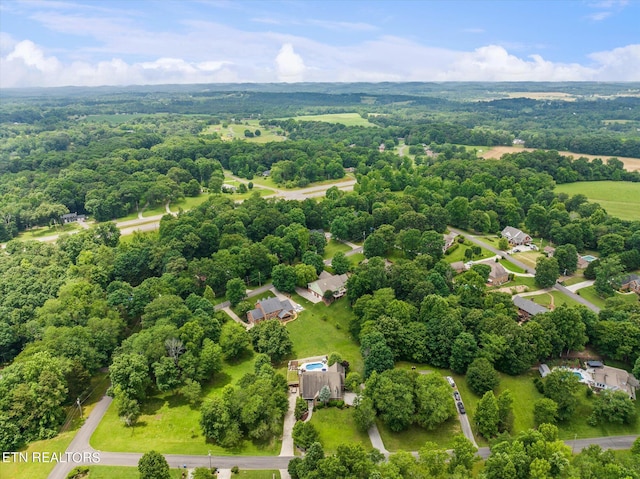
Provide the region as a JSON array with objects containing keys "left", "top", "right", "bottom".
[{"left": 446, "top": 376, "right": 456, "bottom": 387}]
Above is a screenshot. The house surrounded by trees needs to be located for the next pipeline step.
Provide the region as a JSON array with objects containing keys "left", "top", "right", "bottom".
[
  {"left": 299, "top": 362, "right": 345, "bottom": 403},
  {"left": 501, "top": 226, "right": 532, "bottom": 246},
  {"left": 247, "top": 297, "right": 295, "bottom": 323}
]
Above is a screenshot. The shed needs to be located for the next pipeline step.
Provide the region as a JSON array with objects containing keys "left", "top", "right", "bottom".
[
  {"left": 586, "top": 360, "right": 604, "bottom": 368},
  {"left": 539, "top": 364, "right": 551, "bottom": 378}
]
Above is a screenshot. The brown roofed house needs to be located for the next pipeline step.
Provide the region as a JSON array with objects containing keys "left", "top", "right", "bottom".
[
  {"left": 307, "top": 271, "right": 349, "bottom": 302},
  {"left": 299, "top": 362, "right": 345, "bottom": 403},
  {"left": 620, "top": 274, "right": 640, "bottom": 294},
  {"left": 501, "top": 226, "right": 532, "bottom": 246},
  {"left": 488, "top": 262, "right": 509, "bottom": 286}
]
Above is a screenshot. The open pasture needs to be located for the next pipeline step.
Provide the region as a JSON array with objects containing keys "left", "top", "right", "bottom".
[{"left": 554, "top": 181, "right": 640, "bottom": 221}]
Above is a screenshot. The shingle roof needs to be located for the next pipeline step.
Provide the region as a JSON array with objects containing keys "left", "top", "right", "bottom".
[
  {"left": 259, "top": 297, "right": 292, "bottom": 315},
  {"left": 513, "top": 296, "right": 549, "bottom": 316},
  {"left": 501, "top": 226, "right": 531, "bottom": 243},
  {"left": 308, "top": 272, "right": 349, "bottom": 296}
]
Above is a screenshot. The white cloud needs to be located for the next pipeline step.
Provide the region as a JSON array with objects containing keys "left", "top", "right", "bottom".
[
  {"left": 1, "top": 33, "right": 638, "bottom": 87},
  {"left": 588, "top": 11, "right": 612, "bottom": 21},
  {"left": 275, "top": 43, "right": 306, "bottom": 82}
]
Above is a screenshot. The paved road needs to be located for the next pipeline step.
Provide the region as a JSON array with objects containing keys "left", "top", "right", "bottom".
[
  {"left": 367, "top": 423, "right": 389, "bottom": 456},
  {"left": 553, "top": 283, "right": 601, "bottom": 313},
  {"left": 566, "top": 280, "right": 595, "bottom": 292}
]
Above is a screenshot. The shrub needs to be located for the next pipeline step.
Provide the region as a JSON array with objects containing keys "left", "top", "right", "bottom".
[
  {"left": 533, "top": 377, "right": 545, "bottom": 394},
  {"left": 67, "top": 467, "right": 89, "bottom": 479},
  {"left": 231, "top": 465, "right": 239, "bottom": 474},
  {"left": 294, "top": 397, "right": 309, "bottom": 421}
]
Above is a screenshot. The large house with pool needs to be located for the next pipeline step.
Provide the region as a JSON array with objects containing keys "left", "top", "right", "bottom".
[{"left": 294, "top": 358, "right": 345, "bottom": 403}]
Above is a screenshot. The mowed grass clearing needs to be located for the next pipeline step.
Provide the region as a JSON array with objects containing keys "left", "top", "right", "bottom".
[
  {"left": 91, "top": 351, "right": 282, "bottom": 456},
  {"left": 577, "top": 285, "right": 639, "bottom": 309},
  {"left": 555, "top": 181, "right": 640, "bottom": 221},
  {"left": 84, "top": 466, "right": 183, "bottom": 479},
  {"left": 309, "top": 407, "right": 372, "bottom": 453},
  {"left": 285, "top": 295, "right": 363, "bottom": 374},
  {"left": 289, "top": 113, "right": 376, "bottom": 127}
]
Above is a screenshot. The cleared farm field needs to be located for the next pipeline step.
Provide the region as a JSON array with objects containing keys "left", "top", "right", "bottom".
[
  {"left": 481, "top": 146, "right": 640, "bottom": 172},
  {"left": 290, "top": 113, "right": 376, "bottom": 127},
  {"left": 555, "top": 181, "right": 640, "bottom": 221}
]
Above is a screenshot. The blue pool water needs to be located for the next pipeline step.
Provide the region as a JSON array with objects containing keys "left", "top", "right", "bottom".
[
  {"left": 581, "top": 255, "right": 597, "bottom": 262},
  {"left": 573, "top": 372, "right": 584, "bottom": 380},
  {"left": 304, "top": 362, "right": 325, "bottom": 371}
]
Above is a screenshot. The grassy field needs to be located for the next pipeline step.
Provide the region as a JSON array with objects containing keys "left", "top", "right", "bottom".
[
  {"left": 511, "top": 251, "right": 543, "bottom": 271},
  {"left": 526, "top": 291, "right": 582, "bottom": 309},
  {"left": 285, "top": 295, "right": 363, "bottom": 374},
  {"left": 309, "top": 407, "right": 372, "bottom": 453},
  {"left": 141, "top": 203, "right": 169, "bottom": 217},
  {"left": 555, "top": 181, "right": 640, "bottom": 221},
  {"left": 18, "top": 222, "right": 81, "bottom": 239},
  {"left": 235, "top": 471, "right": 281, "bottom": 479},
  {"left": 91, "top": 352, "right": 282, "bottom": 456},
  {"left": 289, "top": 113, "right": 376, "bottom": 127},
  {"left": 169, "top": 194, "right": 213, "bottom": 212},
  {"left": 562, "top": 273, "right": 587, "bottom": 286},
  {"left": 499, "top": 259, "right": 525, "bottom": 273},
  {"left": 83, "top": 466, "right": 183, "bottom": 478},
  {"left": 576, "top": 286, "right": 639, "bottom": 309},
  {"left": 323, "top": 239, "right": 352, "bottom": 259},
  {"left": 377, "top": 418, "right": 461, "bottom": 451},
  {"left": 203, "top": 120, "right": 286, "bottom": 143},
  {"left": 444, "top": 243, "right": 494, "bottom": 264}
]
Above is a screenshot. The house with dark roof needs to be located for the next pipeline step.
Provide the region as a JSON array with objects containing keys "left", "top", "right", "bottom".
[
  {"left": 307, "top": 271, "right": 349, "bottom": 301},
  {"left": 501, "top": 226, "right": 532, "bottom": 246},
  {"left": 247, "top": 297, "right": 295, "bottom": 323},
  {"left": 61, "top": 212, "right": 87, "bottom": 224},
  {"left": 513, "top": 295, "right": 549, "bottom": 321},
  {"left": 620, "top": 274, "right": 640, "bottom": 294},
  {"left": 299, "top": 362, "right": 345, "bottom": 403}
]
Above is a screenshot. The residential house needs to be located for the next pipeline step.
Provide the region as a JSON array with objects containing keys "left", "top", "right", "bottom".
[
  {"left": 378, "top": 143, "right": 386, "bottom": 153},
  {"left": 543, "top": 246, "right": 556, "bottom": 257},
  {"left": 501, "top": 226, "right": 532, "bottom": 246},
  {"left": 442, "top": 232, "right": 459, "bottom": 252},
  {"left": 620, "top": 274, "right": 640, "bottom": 294},
  {"left": 307, "top": 271, "right": 349, "bottom": 301},
  {"left": 61, "top": 212, "right": 86, "bottom": 224},
  {"left": 488, "top": 262, "right": 509, "bottom": 285},
  {"left": 299, "top": 362, "right": 345, "bottom": 402},
  {"left": 450, "top": 261, "right": 467, "bottom": 273},
  {"left": 221, "top": 184, "right": 237, "bottom": 193},
  {"left": 247, "top": 297, "right": 295, "bottom": 323},
  {"left": 590, "top": 365, "right": 638, "bottom": 400},
  {"left": 513, "top": 295, "right": 549, "bottom": 321}
]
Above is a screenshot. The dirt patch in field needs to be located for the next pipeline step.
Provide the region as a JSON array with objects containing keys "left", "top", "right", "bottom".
[{"left": 481, "top": 146, "right": 640, "bottom": 172}]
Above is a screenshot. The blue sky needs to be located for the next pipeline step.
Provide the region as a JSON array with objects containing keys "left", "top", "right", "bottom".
[{"left": 1, "top": 0, "right": 639, "bottom": 87}]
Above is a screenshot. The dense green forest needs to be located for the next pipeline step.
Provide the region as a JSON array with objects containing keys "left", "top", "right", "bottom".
[{"left": 1, "top": 84, "right": 640, "bottom": 478}]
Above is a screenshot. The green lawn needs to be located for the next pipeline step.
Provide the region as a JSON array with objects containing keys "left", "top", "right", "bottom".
[
  {"left": 285, "top": 295, "right": 363, "bottom": 374},
  {"left": 444, "top": 243, "right": 494, "bottom": 263},
  {"left": 491, "top": 275, "right": 540, "bottom": 293},
  {"left": 557, "top": 389, "right": 640, "bottom": 440},
  {"left": 348, "top": 253, "right": 365, "bottom": 267},
  {"left": 555, "top": 181, "right": 640, "bottom": 221},
  {"left": 18, "top": 222, "right": 81, "bottom": 239},
  {"left": 577, "top": 286, "right": 640, "bottom": 309},
  {"left": 170, "top": 194, "right": 213, "bottom": 212},
  {"left": 235, "top": 471, "right": 281, "bottom": 479},
  {"left": 91, "top": 352, "right": 281, "bottom": 456},
  {"left": 562, "top": 273, "right": 587, "bottom": 286},
  {"left": 499, "top": 259, "right": 525, "bottom": 273},
  {"left": 142, "top": 203, "right": 169, "bottom": 217},
  {"left": 511, "top": 251, "right": 542, "bottom": 271},
  {"left": 376, "top": 418, "right": 461, "bottom": 451},
  {"left": 309, "top": 407, "right": 371, "bottom": 453},
  {"left": 84, "top": 466, "right": 183, "bottom": 478},
  {"left": 288, "top": 113, "right": 376, "bottom": 127},
  {"left": 526, "top": 291, "right": 582, "bottom": 308},
  {"left": 323, "top": 239, "right": 352, "bottom": 260},
  {"left": 204, "top": 120, "right": 286, "bottom": 143}
]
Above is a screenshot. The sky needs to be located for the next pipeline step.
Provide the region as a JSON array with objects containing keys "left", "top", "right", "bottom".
[{"left": 0, "top": 0, "right": 639, "bottom": 88}]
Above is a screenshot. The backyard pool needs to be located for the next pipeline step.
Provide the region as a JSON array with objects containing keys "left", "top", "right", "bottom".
[
  {"left": 301, "top": 362, "right": 327, "bottom": 371},
  {"left": 581, "top": 255, "right": 598, "bottom": 262}
]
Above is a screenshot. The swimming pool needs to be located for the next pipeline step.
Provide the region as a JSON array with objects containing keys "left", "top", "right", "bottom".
[
  {"left": 301, "top": 362, "right": 326, "bottom": 371},
  {"left": 581, "top": 255, "right": 597, "bottom": 262},
  {"left": 573, "top": 371, "right": 584, "bottom": 380}
]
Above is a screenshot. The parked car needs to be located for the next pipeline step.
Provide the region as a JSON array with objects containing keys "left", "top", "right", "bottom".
[
  {"left": 454, "top": 391, "right": 461, "bottom": 401},
  {"left": 457, "top": 401, "right": 466, "bottom": 414},
  {"left": 446, "top": 376, "right": 455, "bottom": 387}
]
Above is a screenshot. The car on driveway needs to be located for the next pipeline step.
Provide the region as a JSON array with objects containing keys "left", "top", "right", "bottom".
[
  {"left": 446, "top": 376, "right": 456, "bottom": 387},
  {"left": 457, "top": 401, "right": 466, "bottom": 414},
  {"left": 454, "top": 391, "right": 461, "bottom": 401}
]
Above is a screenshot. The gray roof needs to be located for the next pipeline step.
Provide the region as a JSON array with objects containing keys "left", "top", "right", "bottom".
[
  {"left": 501, "top": 226, "right": 531, "bottom": 243},
  {"left": 248, "top": 308, "right": 264, "bottom": 320},
  {"left": 539, "top": 364, "right": 551, "bottom": 377},
  {"left": 620, "top": 274, "right": 640, "bottom": 285},
  {"left": 513, "top": 296, "right": 549, "bottom": 316},
  {"left": 308, "top": 272, "right": 349, "bottom": 296},
  {"left": 259, "top": 297, "right": 294, "bottom": 315}
]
